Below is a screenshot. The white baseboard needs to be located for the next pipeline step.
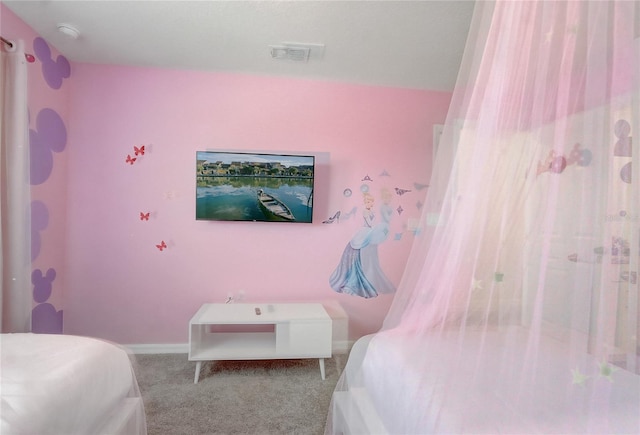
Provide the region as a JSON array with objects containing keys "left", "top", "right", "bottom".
[
  {"left": 126, "top": 343, "right": 188, "bottom": 354},
  {"left": 126, "top": 340, "right": 354, "bottom": 355}
]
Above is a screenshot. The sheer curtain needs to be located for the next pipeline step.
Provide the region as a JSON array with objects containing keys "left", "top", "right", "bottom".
[
  {"left": 327, "top": 1, "right": 639, "bottom": 433},
  {"left": 1, "top": 39, "right": 31, "bottom": 333}
]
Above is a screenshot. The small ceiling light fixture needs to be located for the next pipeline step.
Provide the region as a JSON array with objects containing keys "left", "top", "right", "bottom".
[{"left": 57, "top": 23, "right": 80, "bottom": 40}]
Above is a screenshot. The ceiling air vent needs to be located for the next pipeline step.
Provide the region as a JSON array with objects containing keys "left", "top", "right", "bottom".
[{"left": 269, "top": 43, "right": 324, "bottom": 62}]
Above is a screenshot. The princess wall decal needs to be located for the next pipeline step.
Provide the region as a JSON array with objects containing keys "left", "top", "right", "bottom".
[{"left": 329, "top": 188, "right": 396, "bottom": 298}]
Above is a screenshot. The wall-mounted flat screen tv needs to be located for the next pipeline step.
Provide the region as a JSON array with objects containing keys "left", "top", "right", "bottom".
[{"left": 196, "top": 151, "right": 315, "bottom": 223}]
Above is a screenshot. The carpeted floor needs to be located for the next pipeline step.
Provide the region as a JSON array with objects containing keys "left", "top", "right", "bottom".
[{"left": 131, "top": 354, "right": 343, "bottom": 435}]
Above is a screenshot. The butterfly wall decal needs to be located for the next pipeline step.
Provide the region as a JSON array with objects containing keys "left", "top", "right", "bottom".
[
  {"left": 156, "top": 240, "right": 167, "bottom": 251},
  {"left": 140, "top": 212, "right": 150, "bottom": 221},
  {"left": 134, "top": 145, "right": 145, "bottom": 156},
  {"left": 362, "top": 174, "right": 373, "bottom": 182},
  {"left": 126, "top": 154, "right": 136, "bottom": 165},
  {"left": 395, "top": 187, "right": 412, "bottom": 196}
]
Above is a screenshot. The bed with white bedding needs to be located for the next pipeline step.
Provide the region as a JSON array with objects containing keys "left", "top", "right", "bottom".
[
  {"left": 331, "top": 328, "right": 640, "bottom": 434},
  {"left": 1, "top": 333, "right": 147, "bottom": 435}
]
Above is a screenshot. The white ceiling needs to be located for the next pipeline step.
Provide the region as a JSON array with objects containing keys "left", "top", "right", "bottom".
[{"left": 2, "top": 0, "right": 475, "bottom": 90}]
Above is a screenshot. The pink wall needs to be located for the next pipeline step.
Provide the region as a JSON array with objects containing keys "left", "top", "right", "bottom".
[
  {"left": 65, "top": 64, "right": 451, "bottom": 344},
  {"left": 3, "top": 3, "right": 452, "bottom": 344},
  {"left": 1, "top": 4, "right": 70, "bottom": 333}
]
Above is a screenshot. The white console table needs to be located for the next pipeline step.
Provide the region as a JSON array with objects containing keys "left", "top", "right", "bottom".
[{"left": 188, "top": 303, "right": 332, "bottom": 384}]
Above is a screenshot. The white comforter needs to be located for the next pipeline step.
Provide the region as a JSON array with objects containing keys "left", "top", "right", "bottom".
[
  {"left": 337, "top": 328, "right": 640, "bottom": 434},
  {"left": 1, "top": 333, "right": 144, "bottom": 434}
]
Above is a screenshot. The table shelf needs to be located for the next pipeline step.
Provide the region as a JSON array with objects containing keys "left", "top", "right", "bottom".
[
  {"left": 188, "top": 303, "right": 332, "bottom": 383},
  {"left": 189, "top": 332, "right": 277, "bottom": 360}
]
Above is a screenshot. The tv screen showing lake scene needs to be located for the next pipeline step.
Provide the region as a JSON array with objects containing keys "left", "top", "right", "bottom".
[{"left": 196, "top": 151, "right": 315, "bottom": 223}]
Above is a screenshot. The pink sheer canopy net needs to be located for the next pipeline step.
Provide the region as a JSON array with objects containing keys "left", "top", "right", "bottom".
[{"left": 326, "top": 1, "right": 640, "bottom": 433}]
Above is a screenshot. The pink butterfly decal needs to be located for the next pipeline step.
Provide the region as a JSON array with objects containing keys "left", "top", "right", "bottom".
[
  {"left": 134, "top": 145, "right": 145, "bottom": 156},
  {"left": 126, "top": 154, "right": 136, "bottom": 165},
  {"left": 156, "top": 240, "right": 167, "bottom": 251},
  {"left": 140, "top": 212, "right": 150, "bottom": 221}
]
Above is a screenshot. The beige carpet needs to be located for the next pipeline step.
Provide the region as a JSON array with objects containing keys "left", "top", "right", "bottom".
[{"left": 131, "top": 354, "right": 343, "bottom": 435}]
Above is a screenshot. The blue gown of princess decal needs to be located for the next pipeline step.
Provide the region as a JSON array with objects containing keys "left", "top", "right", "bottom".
[{"left": 329, "top": 192, "right": 396, "bottom": 298}]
